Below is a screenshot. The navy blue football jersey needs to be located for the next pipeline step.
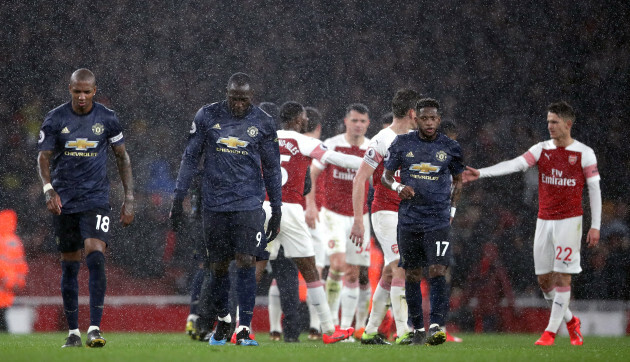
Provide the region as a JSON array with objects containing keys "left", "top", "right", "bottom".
[
  {"left": 38, "top": 102, "right": 124, "bottom": 213},
  {"left": 174, "top": 101, "right": 282, "bottom": 212},
  {"left": 384, "top": 132, "right": 464, "bottom": 232}
]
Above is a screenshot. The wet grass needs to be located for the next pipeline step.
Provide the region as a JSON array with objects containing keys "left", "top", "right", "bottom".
[{"left": 1, "top": 332, "right": 629, "bottom": 362}]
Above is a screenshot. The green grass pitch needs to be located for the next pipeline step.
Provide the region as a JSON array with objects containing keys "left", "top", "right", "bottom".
[{"left": 1, "top": 333, "right": 629, "bottom": 362}]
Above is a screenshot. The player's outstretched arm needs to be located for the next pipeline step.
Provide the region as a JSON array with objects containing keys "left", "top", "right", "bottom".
[
  {"left": 37, "top": 150, "right": 62, "bottom": 215},
  {"left": 349, "top": 161, "right": 374, "bottom": 246},
  {"left": 382, "top": 169, "right": 414, "bottom": 200},
  {"left": 112, "top": 143, "right": 134, "bottom": 227},
  {"left": 461, "top": 166, "right": 481, "bottom": 183}
]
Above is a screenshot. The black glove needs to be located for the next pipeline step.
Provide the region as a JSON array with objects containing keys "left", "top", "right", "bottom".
[
  {"left": 170, "top": 198, "right": 184, "bottom": 232},
  {"left": 266, "top": 208, "right": 282, "bottom": 242}
]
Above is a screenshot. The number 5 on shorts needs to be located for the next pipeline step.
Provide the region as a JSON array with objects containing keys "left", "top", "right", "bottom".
[{"left": 436, "top": 241, "right": 449, "bottom": 257}]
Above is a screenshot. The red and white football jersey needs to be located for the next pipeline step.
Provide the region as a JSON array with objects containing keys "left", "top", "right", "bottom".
[
  {"left": 316, "top": 134, "right": 370, "bottom": 216},
  {"left": 522, "top": 140, "right": 599, "bottom": 220},
  {"left": 363, "top": 127, "right": 402, "bottom": 213},
  {"left": 276, "top": 130, "right": 328, "bottom": 208}
]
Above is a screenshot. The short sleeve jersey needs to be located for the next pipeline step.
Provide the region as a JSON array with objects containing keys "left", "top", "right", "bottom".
[
  {"left": 37, "top": 102, "right": 124, "bottom": 214},
  {"left": 317, "top": 134, "right": 370, "bottom": 216},
  {"left": 276, "top": 129, "right": 328, "bottom": 208},
  {"left": 174, "top": 101, "right": 282, "bottom": 212},
  {"left": 522, "top": 139, "right": 599, "bottom": 220},
  {"left": 384, "top": 132, "right": 464, "bottom": 232},
  {"left": 363, "top": 127, "right": 402, "bottom": 213}
]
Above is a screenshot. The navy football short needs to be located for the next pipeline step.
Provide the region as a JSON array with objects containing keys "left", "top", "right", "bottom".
[
  {"left": 397, "top": 225, "right": 451, "bottom": 270},
  {"left": 203, "top": 209, "right": 268, "bottom": 263},
  {"left": 53, "top": 208, "right": 112, "bottom": 252}
]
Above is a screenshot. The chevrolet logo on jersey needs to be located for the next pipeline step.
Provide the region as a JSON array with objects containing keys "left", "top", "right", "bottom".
[
  {"left": 409, "top": 163, "right": 440, "bottom": 174},
  {"left": 217, "top": 136, "right": 249, "bottom": 149},
  {"left": 65, "top": 138, "right": 98, "bottom": 151}
]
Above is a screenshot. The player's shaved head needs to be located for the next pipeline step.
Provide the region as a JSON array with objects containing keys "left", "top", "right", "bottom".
[
  {"left": 227, "top": 72, "right": 251, "bottom": 92},
  {"left": 70, "top": 68, "right": 96, "bottom": 86}
]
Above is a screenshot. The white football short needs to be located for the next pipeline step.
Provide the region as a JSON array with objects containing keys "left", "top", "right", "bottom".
[
  {"left": 533, "top": 216, "right": 583, "bottom": 275},
  {"left": 309, "top": 209, "right": 328, "bottom": 268},
  {"left": 320, "top": 207, "right": 370, "bottom": 267},
  {"left": 263, "top": 201, "right": 314, "bottom": 260},
  {"left": 371, "top": 210, "right": 400, "bottom": 265}
]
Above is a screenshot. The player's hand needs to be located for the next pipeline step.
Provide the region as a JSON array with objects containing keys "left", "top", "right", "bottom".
[
  {"left": 304, "top": 204, "right": 319, "bottom": 229},
  {"left": 586, "top": 228, "right": 600, "bottom": 248},
  {"left": 349, "top": 220, "right": 364, "bottom": 247},
  {"left": 266, "top": 209, "right": 282, "bottom": 242},
  {"left": 169, "top": 199, "right": 184, "bottom": 232},
  {"left": 398, "top": 185, "right": 415, "bottom": 200},
  {"left": 120, "top": 196, "right": 134, "bottom": 227},
  {"left": 462, "top": 166, "right": 480, "bottom": 183},
  {"left": 44, "top": 189, "right": 62, "bottom": 215}
]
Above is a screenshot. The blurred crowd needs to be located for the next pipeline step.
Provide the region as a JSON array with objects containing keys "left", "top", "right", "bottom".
[{"left": 1, "top": 0, "right": 629, "bottom": 300}]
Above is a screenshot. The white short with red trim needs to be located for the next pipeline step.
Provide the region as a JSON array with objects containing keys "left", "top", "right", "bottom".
[
  {"left": 263, "top": 201, "right": 314, "bottom": 260},
  {"left": 534, "top": 216, "right": 583, "bottom": 275},
  {"left": 371, "top": 210, "right": 399, "bottom": 265},
  {"left": 309, "top": 209, "right": 328, "bottom": 268},
  {"left": 320, "top": 207, "right": 370, "bottom": 266}
]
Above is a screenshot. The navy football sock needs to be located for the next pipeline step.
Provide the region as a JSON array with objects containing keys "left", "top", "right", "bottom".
[
  {"left": 405, "top": 279, "right": 424, "bottom": 330},
  {"left": 429, "top": 276, "right": 447, "bottom": 327},
  {"left": 210, "top": 271, "right": 231, "bottom": 319},
  {"left": 61, "top": 261, "right": 81, "bottom": 330},
  {"left": 86, "top": 251, "right": 106, "bottom": 327},
  {"left": 271, "top": 256, "right": 300, "bottom": 339},
  {"left": 236, "top": 266, "right": 256, "bottom": 328},
  {"left": 189, "top": 268, "right": 205, "bottom": 315}
]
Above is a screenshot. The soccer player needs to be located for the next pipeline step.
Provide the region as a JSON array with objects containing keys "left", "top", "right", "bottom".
[
  {"left": 462, "top": 101, "right": 600, "bottom": 346},
  {"left": 302, "top": 106, "right": 327, "bottom": 339},
  {"left": 37, "top": 68, "right": 135, "bottom": 348},
  {"left": 382, "top": 97, "right": 464, "bottom": 346},
  {"left": 349, "top": 89, "right": 421, "bottom": 345},
  {"left": 170, "top": 73, "right": 282, "bottom": 347},
  {"left": 306, "top": 104, "right": 371, "bottom": 336},
  {"left": 258, "top": 101, "right": 302, "bottom": 343},
  {"left": 257, "top": 101, "right": 362, "bottom": 343}
]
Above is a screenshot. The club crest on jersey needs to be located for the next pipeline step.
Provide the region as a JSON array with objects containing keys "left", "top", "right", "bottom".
[
  {"left": 391, "top": 244, "right": 399, "bottom": 254},
  {"left": 66, "top": 138, "right": 98, "bottom": 151},
  {"left": 217, "top": 136, "right": 249, "bottom": 149},
  {"left": 435, "top": 150, "right": 447, "bottom": 162},
  {"left": 92, "top": 123, "right": 104, "bottom": 135},
  {"left": 247, "top": 126, "right": 259, "bottom": 138},
  {"left": 568, "top": 155, "right": 578, "bottom": 165},
  {"left": 409, "top": 163, "right": 440, "bottom": 174}
]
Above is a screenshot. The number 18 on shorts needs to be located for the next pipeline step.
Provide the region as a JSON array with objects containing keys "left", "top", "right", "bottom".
[{"left": 53, "top": 208, "right": 112, "bottom": 252}]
